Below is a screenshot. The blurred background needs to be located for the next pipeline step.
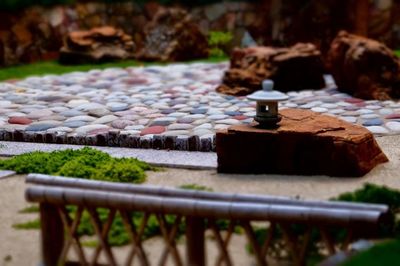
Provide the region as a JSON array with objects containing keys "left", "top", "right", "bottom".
[{"left": 0, "top": 0, "right": 398, "bottom": 67}]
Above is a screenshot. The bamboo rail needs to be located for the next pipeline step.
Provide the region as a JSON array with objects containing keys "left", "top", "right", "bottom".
[{"left": 26, "top": 174, "right": 390, "bottom": 266}]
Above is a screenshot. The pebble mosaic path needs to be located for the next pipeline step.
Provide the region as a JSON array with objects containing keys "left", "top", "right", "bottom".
[{"left": 0, "top": 62, "right": 400, "bottom": 151}]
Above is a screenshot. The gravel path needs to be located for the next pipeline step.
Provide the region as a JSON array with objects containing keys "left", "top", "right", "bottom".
[{"left": 1, "top": 62, "right": 400, "bottom": 151}]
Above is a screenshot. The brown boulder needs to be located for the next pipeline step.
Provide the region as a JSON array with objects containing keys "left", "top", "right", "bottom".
[
  {"left": 59, "top": 26, "right": 135, "bottom": 64},
  {"left": 326, "top": 31, "right": 400, "bottom": 100},
  {"left": 216, "top": 43, "right": 325, "bottom": 96},
  {"left": 216, "top": 109, "right": 388, "bottom": 177},
  {"left": 0, "top": 40, "right": 4, "bottom": 66},
  {"left": 137, "top": 8, "right": 209, "bottom": 62}
]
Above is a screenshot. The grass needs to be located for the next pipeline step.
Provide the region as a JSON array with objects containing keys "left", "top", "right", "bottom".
[{"left": 0, "top": 57, "right": 228, "bottom": 81}]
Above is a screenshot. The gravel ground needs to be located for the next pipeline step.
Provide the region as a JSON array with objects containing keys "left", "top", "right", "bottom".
[{"left": 0, "top": 135, "right": 398, "bottom": 265}]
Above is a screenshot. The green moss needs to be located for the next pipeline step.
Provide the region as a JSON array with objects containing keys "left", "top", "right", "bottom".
[
  {"left": 0, "top": 147, "right": 153, "bottom": 183},
  {"left": 179, "top": 184, "right": 213, "bottom": 191},
  {"left": 341, "top": 240, "right": 400, "bottom": 266},
  {"left": 18, "top": 205, "right": 39, "bottom": 213},
  {"left": 334, "top": 183, "right": 400, "bottom": 238},
  {"left": 93, "top": 159, "right": 146, "bottom": 183},
  {"left": 208, "top": 31, "right": 233, "bottom": 58},
  {"left": 12, "top": 219, "right": 40, "bottom": 230},
  {"left": 0, "top": 57, "right": 228, "bottom": 82}
]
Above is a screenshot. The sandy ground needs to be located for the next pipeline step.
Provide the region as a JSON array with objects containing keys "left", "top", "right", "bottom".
[{"left": 0, "top": 135, "right": 399, "bottom": 265}]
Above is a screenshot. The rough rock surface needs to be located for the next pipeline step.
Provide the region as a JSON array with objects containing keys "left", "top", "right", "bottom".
[
  {"left": 326, "top": 31, "right": 400, "bottom": 100},
  {"left": 59, "top": 26, "right": 135, "bottom": 64},
  {"left": 216, "top": 43, "right": 325, "bottom": 96},
  {"left": 137, "top": 8, "right": 209, "bottom": 62},
  {"left": 216, "top": 109, "right": 388, "bottom": 177}
]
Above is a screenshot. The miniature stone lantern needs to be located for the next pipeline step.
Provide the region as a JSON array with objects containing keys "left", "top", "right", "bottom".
[{"left": 247, "top": 80, "right": 288, "bottom": 128}]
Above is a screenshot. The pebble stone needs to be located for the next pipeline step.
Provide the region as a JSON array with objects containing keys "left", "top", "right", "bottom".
[{"left": 0, "top": 62, "right": 399, "bottom": 150}]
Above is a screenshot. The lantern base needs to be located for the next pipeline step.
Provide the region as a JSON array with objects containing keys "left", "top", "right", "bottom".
[
  {"left": 254, "top": 115, "right": 282, "bottom": 128},
  {"left": 216, "top": 109, "right": 388, "bottom": 177}
]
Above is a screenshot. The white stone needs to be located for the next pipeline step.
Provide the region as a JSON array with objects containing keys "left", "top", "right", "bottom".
[
  {"left": 366, "top": 126, "right": 389, "bottom": 135},
  {"left": 311, "top": 107, "right": 328, "bottom": 113},
  {"left": 385, "top": 121, "right": 400, "bottom": 132},
  {"left": 92, "top": 115, "right": 118, "bottom": 124}
]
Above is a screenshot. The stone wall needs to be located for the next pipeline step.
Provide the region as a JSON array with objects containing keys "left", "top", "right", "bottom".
[{"left": 0, "top": 0, "right": 399, "bottom": 67}]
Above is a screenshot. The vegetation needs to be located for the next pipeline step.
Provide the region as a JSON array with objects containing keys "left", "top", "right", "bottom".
[
  {"left": 12, "top": 219, "right": 40, "bottom": 230},
  {"left": 0, "top": 0, "right": 252, "bottom": 11},
  {"left": 0, "top": 147, "right": 155, "bottom": 183},
  {"left": 208, "top": 31, "right": 233, "bottom": 58},
  {"left": 0, "top": 57, "right": 227, "bottom": 81},
  {"left": 179, "top": 183, "right": 213, "bottom": 191},
  {"left": 18, "top": 205, "right": 40, "bottom": 213},
  {"left": 341, "top": 240, "right": 400, "bottom": 266},
  {"left": 334, "top": 183, "right": 400, "bottom": 238},
  {"left": 249, "top": 183, "right": 400, "bottom": 264}
]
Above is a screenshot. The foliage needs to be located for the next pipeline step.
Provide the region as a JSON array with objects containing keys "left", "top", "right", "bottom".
[
  {"left": 0, "top": 147, "right": 154, "bottom": 183},
  {"left": 18, "top": 205, "right": 40, "bottom": 213},
  {"left": 341, "top": 240, "right": 400, "bottom": 266},
  {"left": 248, "top": 184, "right": 400, "bottom": 264},
  {"left": 334, "top": 183, "right": 400, "bottom": 238},
  {"left": 0, "top": 0, "right": 73, "bottom": 11},
  {"left": 12, "top": 219, "right": 40, "bottom": 230},
  {"left": 395, "top": 50, "right": 400, "bottom": 57},
  {"left": 208, "top": 31, "right": 233, "bottom": 58},
  {"left": 0, "top": 57, "right": 228, "bottom": 81},
  {"left": 179, "top": 183, "right": 213, "bottom": 191}
]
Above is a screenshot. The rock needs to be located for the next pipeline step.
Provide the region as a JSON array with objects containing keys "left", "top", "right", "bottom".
[
  {"left": 137, "top": 8, "right": 209, "bottom": 62},
  {"left": 111, "top": 119, "right": 134, "bottom": 129},
  {"left": 216, "top": 43, "right": 325, "bottom": 96},
  {"left": 140, "top": 126, "right": 166, "bottom": 136},
  {"left": 75, "top": 124, "right": 109, "bottom": 134},
  {"left": 8, "top": 117, "right": 32, "bottom": 125},
  {"left": 93, "top": 115, "right": 118, "bottom": 124},
  {"left": 59, "top": 26, "right": 136, "bottom": 64},
  {"left": 26, "top": 121, "right": 62, "bottom": 131},
  {"left": 216, "top": 109, "right": 388, "bottom": 177},
  {"left": 326, "top": 31, "right": 400, "bottom": 100}
]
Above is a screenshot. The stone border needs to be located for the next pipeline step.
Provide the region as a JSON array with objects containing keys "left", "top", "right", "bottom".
[{"left": 0, "top": 129, "right": 216, "bottom": 152}]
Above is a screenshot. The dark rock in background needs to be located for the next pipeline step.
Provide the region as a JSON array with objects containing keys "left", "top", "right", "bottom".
[
  {"left": 59, "top": 26, "right": 136, "bottom": 64},
  {"left": 137, "top": 8, "right": 209, "bottom": 62},
  {"left": 217, "top": 43, "right": 325, "bottom": 96},
  {"left": 326, "top": 31, "right": 400, "bottom": 100}
]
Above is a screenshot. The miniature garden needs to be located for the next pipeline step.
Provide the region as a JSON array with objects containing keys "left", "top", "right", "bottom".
[{"left": 1, "top": 0, "right": 400, "bottom": 266}]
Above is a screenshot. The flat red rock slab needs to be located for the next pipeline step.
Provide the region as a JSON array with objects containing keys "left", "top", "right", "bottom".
[
  {"left": 8, "top": 117, "right": 32, "bottom": 125},
  {"left": 140, "top": 126, "right": 166, "bottom": 136},
  {"left": 216, "top": 108, "right": 388, "bottom": 177}
]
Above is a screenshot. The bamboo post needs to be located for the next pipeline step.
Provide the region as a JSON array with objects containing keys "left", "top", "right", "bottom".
[
  {"left": 40, "top": 203, "right": 64, "bottom": 266},
  {"left": 186, "top": 216, "right": 205, "bottom": 266}
]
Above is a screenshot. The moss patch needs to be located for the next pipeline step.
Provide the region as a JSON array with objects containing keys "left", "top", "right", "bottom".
[
  {"left": 12, "top": 219, "right": 40, "bottom": 230},
  {"left": 0, "top": 147, "right": 156, "bottom": 183},
  {"left": 0, "top": 57, "right": 227, "bottom": 81},
  {"left": 341, "top": 240, "right": 400, "bottom": 266}
]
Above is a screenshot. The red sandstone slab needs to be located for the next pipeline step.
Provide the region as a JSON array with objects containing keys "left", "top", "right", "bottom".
[{"left": 216, "top": 109, "right": 388, "bottom": 177}]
